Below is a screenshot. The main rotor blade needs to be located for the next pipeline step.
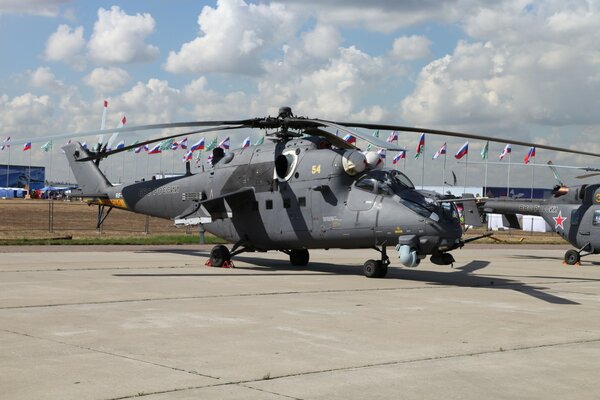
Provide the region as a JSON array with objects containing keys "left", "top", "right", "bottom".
[
  {"left": 302, "top": 127, "right": 357, "bottom": 150},
  {"left": 75, "top": 125, "right": 245, "bottom": 161},
  {"left": 10, "top": 119, "right": 258, "bottom": 146},
  {"left": 310, "top": 120, "right": 405, "bottom": 151},
  {"left": 331, "top": 121, "right": 600, "bottom": 158},
  {"left": 575, "top": 172, "right": 600, "bottom": 179}
]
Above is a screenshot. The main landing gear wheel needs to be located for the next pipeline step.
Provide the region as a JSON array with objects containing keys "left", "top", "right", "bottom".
[
  {"left": 564, "top": 249, "right": 581, "bottom": 265},
  {"left": 289, "top": 249, "right": 310, "bottom": 266},
  {"left": 209, "top": 245, "right": 231, "bottom": 268},
  {"left": 363, "top": 259, "right": 388, "bottom": 278}
]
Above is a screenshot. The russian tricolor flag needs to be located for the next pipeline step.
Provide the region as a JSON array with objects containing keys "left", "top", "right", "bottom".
[
  {"left": 23, "top": 142, "right": 32, "bottom": 151},
  {"left": 392, "top": 150, "right": 406, "bottom": 164},
  {"left": 242, "top": 136, "right": 251, "bottom": 148},
  {"left": 182, "top": 150, "right": 193, "bottom": 163},
  {"left": 433, "top": 143, "right": 447, "bottom": 159},
  {"left": 454, "top": 141, "right": 469, "bottom": 159},
  {"left": 219, "top": 137, "right": 230, "bottom": 150},
  {"left": 377, "top": 148, "right": 386, "bottom": 159},
  {"left": 343, "top": 134, "right": 356, "bottom": 144},
  {"left": 415, "top": 133, "right": 425, "bottom": 157},
  {"left": 148, "top": 144, "right": 162, "bottom": 154},
  {"left": 387, "top": 131, "right": 399, "bottom": 143},
  {"left": 179, "top": 137, "right": 188, "bottom": 150},
  {"left": 524, "top": 146, "right": 536, "bottom": 164},
  {"left": 115, "top": 140, "right": 125, "bottom": 150},
  {"left": 499, "top": 144, "right": 511, "bottom": 160},
  {"left": 190, "top": 138, "right": 205, "bottom": 152}
]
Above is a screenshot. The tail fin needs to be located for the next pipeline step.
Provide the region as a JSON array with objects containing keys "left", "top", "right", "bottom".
[{"left": 63, "top": 142, "right": 111, "bottom": 196}]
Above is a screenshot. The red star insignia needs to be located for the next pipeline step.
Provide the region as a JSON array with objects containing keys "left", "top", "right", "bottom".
[{"left": 553, "top": 210, "right": 567, "bottom": 230}]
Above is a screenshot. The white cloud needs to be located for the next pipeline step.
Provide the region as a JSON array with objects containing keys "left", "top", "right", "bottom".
[
  {"left": 301, "top": 24, "right": 342, "bottom": 59},
  {"left": 83, "top": 67, "right": 130, "bottom": 93},
  {"left": 29, "top": 67, "right": 64, "bottom": 91},
  {"left": 0, "top": 93, "right": 53, "bottom": 133},
  {"left": 87, "top": 6, "right": 159, "bottom": 64},
  {"left": 165, "top": 0, "right": 297, "bottom": 75},
  {"left": 0, "top": 0, "right": 70, "bottom": 17},
  {"left": 43, "top": 24, "right": 85, "bottom": 66},
  {"left": 401, "top": 2, "right": 600, "bottom": 144},
  {"left": 391, "top": 35, "right": 432, "bottom": 61}
]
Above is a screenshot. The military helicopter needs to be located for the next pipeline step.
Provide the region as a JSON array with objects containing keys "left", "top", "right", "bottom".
[
  {"left": 56, "top": 107, "right": 600, "bottom": 277},
  {"left": 483, "top": 162, "right": 600, "bottom": 265}
]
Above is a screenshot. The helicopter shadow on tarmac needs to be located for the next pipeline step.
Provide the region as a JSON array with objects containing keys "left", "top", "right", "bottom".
[
  {"left": 118, "top": 249, "right": 582, "bottom": 304},
  {"left": 508, "top": 254, "right": 600, "bottom": 266}
]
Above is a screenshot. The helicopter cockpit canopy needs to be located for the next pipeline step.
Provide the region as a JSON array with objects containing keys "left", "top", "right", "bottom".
[{"left": 354, "top": 170, "right": 415, "bottom": 195}]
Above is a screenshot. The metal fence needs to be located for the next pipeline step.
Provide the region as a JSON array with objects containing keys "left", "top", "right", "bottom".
[{"left": 0, "top": 199, "right": 191, "bottom": 236}]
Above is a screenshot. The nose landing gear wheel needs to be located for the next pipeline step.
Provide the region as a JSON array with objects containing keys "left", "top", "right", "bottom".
[
  {"left": 208, "top": 245, "right": 231, "bottom": 268},
  {"left": 564, "top": 249, "right": 581, "bottom": 265},
  {"left": 289, "top": 249, "right": 310, "bottom": 266},
  {"left": 363, "top": 259, "right": 388, "bottom": 278}
]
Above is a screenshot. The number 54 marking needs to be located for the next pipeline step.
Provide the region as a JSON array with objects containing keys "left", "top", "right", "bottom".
[{"left": 312, "top": 165, "right": 321, "bottom": 174}]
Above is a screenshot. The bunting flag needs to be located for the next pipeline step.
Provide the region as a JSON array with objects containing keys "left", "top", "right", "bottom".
[
  {"left": 135, "top": 144, "right": 148, "bottom": 153},
  {"left": 255, "top": 136, "right": 264, "bottom": 146},
  {"left": 218, "top": 137, "right": 230, "bottom": 150},
  {"left": 158, "top": 139, "right": 174, "bottom": 150},
  {"left": 127, "top": 140, "right": 139, "bottom": 152},
  {"left": 481, "top": 141, "right": 489, "bottom": 160},
  {"left": 386, "top": 131, "right": 399, "bottom": 143},
  {"left": 377, "top": 148, "right": 386, "bottom": 159},
  {"left": 366, "top": 130, "right": 380, "bottom": 151},
  {"left": 524, "top": 146, "right": 536, "bottom": 164},
  {"left": 147, "top": 143, "right": 162, "bottom": 154},
  {"left": 182, "top": 150, "right": 193, "bottom": 163},
  {"left": 0, "top": 136, "right": 10, "bottom": 151},
  {"left": 23, "top": 142, "right": 32, "bottom": 151},
  {"left": 432, "top": 143, "right": 447, "bottom": 159},
  {"left": 178, "top": 137, "right": 188, "bottom": 150},
  {"left": 205, "top": 137, "right": 218, "bottom": 152},
  {"left": 499, "top": 144, "right": 511, "bottom": 160},
  {"left": 191, "top": 138, "right": 205, "bottom": 152},
  {"left": 41, "top": 140, "right": 53, "bottom": 152},
  {"left": 241, "top": 136, "right": 251, "bottom": 148},
  {"left": 343, "top": 134, "right": 356, "bottom": 144},
  {"left": 393, "top": 150, "right": 406, "bottom": 164},
  {"left": 454, "top": 141, "right": 469, "bottom": 159},
  {"left": 115, "top": 140, "right": 125, "bottom": 150},
  {"left": 414, "top": 133, "right": 425, "bottom": 158}
]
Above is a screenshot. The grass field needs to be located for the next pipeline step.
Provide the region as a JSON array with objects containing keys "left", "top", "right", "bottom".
[{"left": 0, "top": 198, "right": 568, "bottom": 246}]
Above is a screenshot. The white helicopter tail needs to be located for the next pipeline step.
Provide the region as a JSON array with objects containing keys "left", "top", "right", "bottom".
[{"left": 63, "top": 142, "right": 112, "bottom": 196}]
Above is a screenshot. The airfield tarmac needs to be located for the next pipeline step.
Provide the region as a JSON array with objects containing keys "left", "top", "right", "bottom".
[{"left": 1, "top": 245, "right": 599, "bottom": 400}]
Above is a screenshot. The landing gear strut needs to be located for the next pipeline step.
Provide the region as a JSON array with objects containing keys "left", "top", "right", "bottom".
[
  {"left": 364, "top": 246, "right": 390, "bottom": 278},
  {"left": 563, "top": 243, "right": 593, "bottom": 266}
]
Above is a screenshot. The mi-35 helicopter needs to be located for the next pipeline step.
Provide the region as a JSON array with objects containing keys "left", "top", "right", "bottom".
[
  {"left": 483, "top": 162, "right": 600, "bottom": 265},
  {"left": 57, "top": 107, "right": 600, "bottom": 277}
]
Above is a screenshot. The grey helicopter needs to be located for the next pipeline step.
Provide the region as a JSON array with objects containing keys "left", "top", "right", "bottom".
[
  {"left": 55, "top": 107, "right": 600, "bottom": 277},
  {"left": 483, "top": 162, "right": 600, "bottom": 265}
]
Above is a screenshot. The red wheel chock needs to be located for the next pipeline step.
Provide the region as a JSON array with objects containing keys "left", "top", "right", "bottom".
[{"left": 204, "top": 259, "right": 235, "bottom": 268}]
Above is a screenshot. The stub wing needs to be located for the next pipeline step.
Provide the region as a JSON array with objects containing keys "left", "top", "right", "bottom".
[{"left": 175, "top": 187, "right": 255, "bottom": 225}]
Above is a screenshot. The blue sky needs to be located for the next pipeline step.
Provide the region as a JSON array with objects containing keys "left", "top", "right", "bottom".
[{"left": 1, "top": 0, "right": 599, "bottom": 186}]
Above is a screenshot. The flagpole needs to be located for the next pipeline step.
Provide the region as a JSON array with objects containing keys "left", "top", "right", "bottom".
[
  {"left": 28, "top": 150, "right": 31, "bottom": 192},
  {"left": 49, "top": 145, "right": 53, "bottom": 185},
  {"left": 531, "top": 153, "right": 535, "bottom": 200},
  {"left": 421, "top": 152, "right": 425, "bottom": 190},
  {"left": 121, "top": 152, "right": 126, "bottom": 183},
  {"left": 6, "top": 146, "right": 10, "bottom": 187},
  {"left": 464, "top": 151, "right": 468, "bottom": 194},
  {"left": 442, "top": 151, "right": 447, "bottom": 192},
  {"left": 507, "top": 152, "right": 511, "bottom": 197}
]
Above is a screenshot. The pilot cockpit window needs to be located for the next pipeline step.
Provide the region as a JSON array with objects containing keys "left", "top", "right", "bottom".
[
  {"left": 355, "top": 177, "right": 377, "bottom": 193},
  {"left": 593, "top": 210, "right": 600, "bottom": 226}
]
